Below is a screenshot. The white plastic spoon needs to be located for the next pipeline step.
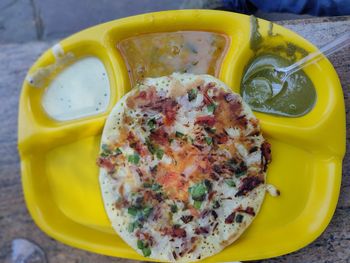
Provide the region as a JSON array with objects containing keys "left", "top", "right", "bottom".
[{"left": 272, "top": 31, "right": 350, "bottom": 96}]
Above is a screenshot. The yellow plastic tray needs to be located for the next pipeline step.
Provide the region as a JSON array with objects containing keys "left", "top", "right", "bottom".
[{"left": 18, "top": 10, "right": 345, "bottom": 262}]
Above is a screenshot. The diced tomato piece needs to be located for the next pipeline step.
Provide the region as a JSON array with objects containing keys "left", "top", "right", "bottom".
[
  {"left": 136, "top": 90, "right": 147, "bottom": 99},
  {"left": 261, "top": 141, "right": 272, "bottom": 163},
  {"left": 143, "top": 97, "right": 178, "bottom": 126},
  {"left": 136, "top": 88, "right": 156, "bottom": 101},
  {"left": 214, "top": 133, "right": 228, "bottom": 144},
  {"left": 188, "top": 206, "right": 200, "bottom": 217},
  {"left": 163, "top": 99, "right": 178, "bottom": 125},
  {"left": 203, "top": 93, "right": 212, "bottom": 105},
  {"left": 195, "top": 115, "right": 216, "bottom": 126},
  {"left": 236, "top": 206, "right": 256, "bottom": 216},
  {"left": 198, "top": 158, "right": 210, "bottom": 173},
  {"left": 127, "top": 87, "right": 157, "bottom": 108},
  {"left": 208, "top": 190, "right": 217, "bottom": 201},
  {"left": 135, "top": 230, "right": 154, "bottom": 245},
  {"left": 161, "top": 226, "right": 187, "bottom": 238},
  {"left": 128, "top": 131, "right": 147, "bottom": 156},
  {"left": 127, "top": 131, "right": 135, "bottom": 140},
  {"left": 194, "top": 226, "right": 209, "bottom": 234},
  {"left": 157, "top": 171, "right": 189, "bottom": 201},
  {"left": 235, "top": 176, "right": 263, "bottom": 197},
  {"left": 201, "top": 82, "right": 215, "bottom": 105},
  {"left": 96, "top": 157, "right": 114, "bottom": 172},
  {"left": 224, "top": 212, "right": 236, "bottom": 224},
  {"left": 172, "top": 227, "right": 187, "bottom": 238},
  {"left": 150, "top": 128, "right": 169, "bottom": 145}
]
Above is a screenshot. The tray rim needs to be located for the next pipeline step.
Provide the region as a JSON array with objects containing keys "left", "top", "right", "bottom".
[{"left": 18, "top": 9, "right": 346, "bottom": 262}]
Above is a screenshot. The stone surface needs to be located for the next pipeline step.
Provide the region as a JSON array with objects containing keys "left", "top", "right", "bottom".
[
  {"left": 0, "top": 0, "right": 312, "bottom": 43},
  {"left": 0, "top": 0, "right": 188, "bottom": 43},
  {"left": 34, "top": 0, "right": 187, "bottom": 40},
  {"left": 0, "top": 16, "right": 349, "bottom": 263},
  {"left": 0, "top": 0, "right": 37, "bottom": 43}
]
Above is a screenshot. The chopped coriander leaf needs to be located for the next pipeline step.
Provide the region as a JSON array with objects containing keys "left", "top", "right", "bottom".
[
  {"left": 145, "top": 138, "right": 156, "bottom": 154},
  {"left": 137, "top": 240, "right": 145, "bottom": 249},
  {"left": 114, "top": 148, "right": 122, "bottom": 155},
  {"left": 188, "top": 137, "right": 194, "bottom": 144},
  {"left": 235, "top": 214, "right": 244, "bottom": 223},
  {"left": 142, "top": 246, "right": 151, "bottom": 257},
  {"left": 207, "top": 103, "right": 217, "bottom": 113},
  {"left": 128, "top": 222, "right": 136, "bottom": 232},
  {"left": 147, "top": 118, "right": 157, "bottom": 131},
  {"left": 101, "top": 144, "right": 109, "bottom": 151},
  {"left": 189, "top": 182, "right": 207, "bottom": 201},
  {"left": 156, "top": 148, "right": 164, "bottom": 160},
  {"left": 213, "top": 200, "right": 220, "bottom": 209},
  {"left": 194, "top": 200, "right": 202, "bottom": 209},
  {"left": 175, "top": 131, "right": 185, "bottom": 138},
  {"left": 188, "top": 88, "right": 198, "bottom": 101},
  {"left": 128, "top": 204, "right": 153, "bottom": 219},
  {"left": 226, "top": 159, "right": 247, "bottom": 177},
  {"left": 169, "top": 138, "right": 174, "bottom": 143},
  {"left": 205, "top": 136, "right": 212, "bottom": 145},
  {"left": 235, "top": 170, "right": 246, "bottom": 177},
  {"left": 150, "top": 165, "right": 158, "bottom": 173},
  {"left": 101, "top": 144, "right": 112, "bottom": 157},
  {"left": 143, "top": 182, "right": 152, "bottom": 188},
  {"left": 128, "top": 206, "right": 138, "bottom": 216},
  {"left": 134, "top": 196, "right": 144, "bottom": 208},
  {"left": 100, "top": 152, "right": 109, "bottom": 157},
  {"left": 205, "top": 127, "right": 216, "bottom": 134},
  {"left": 225, "top": 179, "right": 236, "bottom": 187},
  {"left": 226, "top": 158, "right": 237, "bottom": 169},
  {"left": 234, "top": 161, "right": 247, "bottom": 177},
  {"left": 170, "top": 204, "right": 178, "bottom": 213},
  {"left": 143, "top": 207, "right": 153, "bottom": 218},
  {"left": 204, "top": 179, "right": 212, "bottom": 192},
  {"left": 128, "top": 153, "right": 140, "bottom": 165},
  {"left": 151, "top": 183, "right": 162, "bottom": 191}
]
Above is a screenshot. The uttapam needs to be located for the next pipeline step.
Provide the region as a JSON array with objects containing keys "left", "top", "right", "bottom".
[{"left": 97, "top": 73, "right": 273, "bottom": 262}]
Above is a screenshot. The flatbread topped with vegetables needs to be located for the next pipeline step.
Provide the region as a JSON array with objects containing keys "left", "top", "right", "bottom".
[{"left": 97, "top": 73, "right": 272, "bottom": 262}]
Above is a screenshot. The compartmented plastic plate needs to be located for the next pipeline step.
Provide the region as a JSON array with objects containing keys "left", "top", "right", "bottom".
[{"left": 18, "top": 10, "right": 345, "bottom": 262}]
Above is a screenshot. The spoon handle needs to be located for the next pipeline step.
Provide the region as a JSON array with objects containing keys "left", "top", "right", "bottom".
[{"left": 281, "top": 31, "right": 350, "bottom": 77}]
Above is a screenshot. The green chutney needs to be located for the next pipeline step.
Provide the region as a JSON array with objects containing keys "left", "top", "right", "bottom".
[{"left": 241, "top": 54, "right": 316, "bottom": 117}]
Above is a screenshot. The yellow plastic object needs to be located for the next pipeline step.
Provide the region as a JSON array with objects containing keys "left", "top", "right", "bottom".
[{"left": 18, "top": 10, "right": 345, "bottom": 262}]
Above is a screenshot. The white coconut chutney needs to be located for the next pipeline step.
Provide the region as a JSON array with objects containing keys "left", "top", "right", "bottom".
[{"left": 42, "top": 57, "right": 110, "bottom": 121}]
